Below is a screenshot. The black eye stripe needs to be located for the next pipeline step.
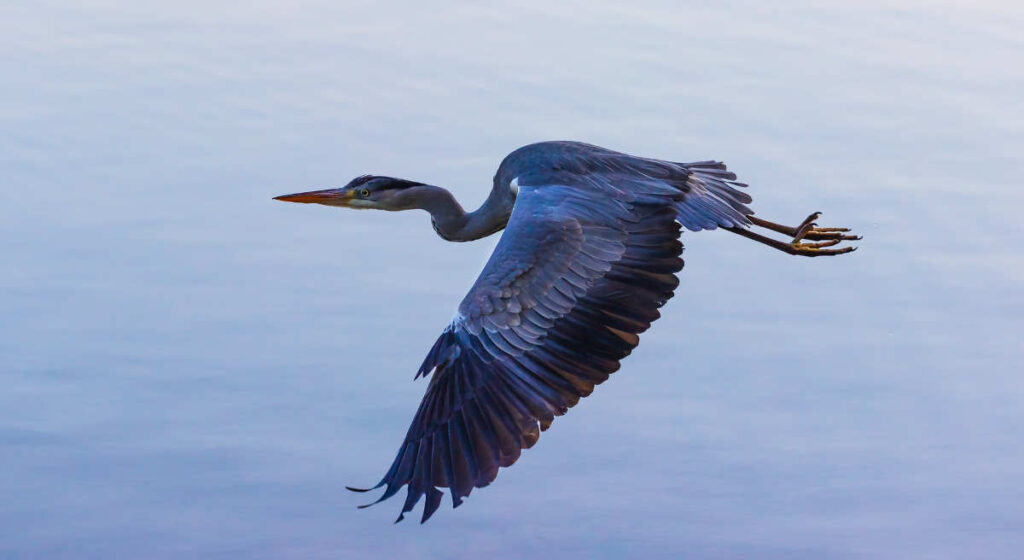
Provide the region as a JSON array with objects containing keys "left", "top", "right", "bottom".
[
  {"left": 375, "top": 178, "right": 426, "bottom": 191},
  {"left": 348, "top": 175, "right": 374, "bottom": 188},
  {"left": 345, "top": 175, "right": 426, "bottom": 191}
]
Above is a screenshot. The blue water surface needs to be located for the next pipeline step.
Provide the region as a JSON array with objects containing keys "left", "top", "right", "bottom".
[{"left": 2, "top": 2, "right": 1022, "bottom": 558}]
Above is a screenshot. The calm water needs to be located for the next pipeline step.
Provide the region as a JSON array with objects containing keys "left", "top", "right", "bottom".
[{"left": 2, "top": 1, "right": 1022, "bottom": 558}]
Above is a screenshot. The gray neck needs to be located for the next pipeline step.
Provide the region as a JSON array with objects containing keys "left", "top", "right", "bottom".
[{"left": 402, "top": 183, "right": 515, "bottom": 242}]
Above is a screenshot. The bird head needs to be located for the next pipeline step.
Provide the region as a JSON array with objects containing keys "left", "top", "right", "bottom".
[{"left": 274, "top": 175, "right": 426, "bottom": 211}]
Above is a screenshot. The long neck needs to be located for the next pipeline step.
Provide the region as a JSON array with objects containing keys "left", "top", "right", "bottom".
[{"left": 405, "top": 183, "right": 515, "bottom": 242}]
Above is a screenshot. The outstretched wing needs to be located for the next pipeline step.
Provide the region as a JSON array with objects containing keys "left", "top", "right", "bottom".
[{"left": 350, "top": 145, "right": 752, "bottom": 523}]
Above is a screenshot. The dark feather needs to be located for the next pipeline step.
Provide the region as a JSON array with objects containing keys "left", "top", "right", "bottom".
[{"left": 348, "top": 142, "right": 761, "bottom": 521}]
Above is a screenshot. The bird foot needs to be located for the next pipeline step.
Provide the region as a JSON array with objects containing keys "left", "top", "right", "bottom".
[
  {"left": 785, "top": 212, "right": 861, "bottom": 255},
  {"left": 789, "top": 212, "right": 861, "bottom": 243},
  {"left": 730, "top": 212, "right": 861, "bottom": 257}
]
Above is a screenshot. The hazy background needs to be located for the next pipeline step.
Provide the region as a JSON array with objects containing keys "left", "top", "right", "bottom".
[{"left": 2, "top": 1, "right": 1022, "bottom": 558}]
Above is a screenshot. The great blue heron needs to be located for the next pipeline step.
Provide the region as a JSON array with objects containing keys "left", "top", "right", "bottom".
[{"left": 274, "top": 141, "right": 859, "bottom": 523}]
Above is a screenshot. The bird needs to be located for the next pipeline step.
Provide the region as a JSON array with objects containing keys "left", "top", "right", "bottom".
[{"left": 274, "top": 140, "right": 859, "bottom": 523}]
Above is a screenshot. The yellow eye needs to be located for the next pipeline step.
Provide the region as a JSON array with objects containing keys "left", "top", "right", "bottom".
[{"left": 360, "top": 189, "right": 370, "bottom": 197}]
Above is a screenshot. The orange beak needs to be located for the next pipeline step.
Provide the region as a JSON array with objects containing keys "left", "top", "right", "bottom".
[{"left": 273, "top": 188, "right": 353, "bottom": 205}]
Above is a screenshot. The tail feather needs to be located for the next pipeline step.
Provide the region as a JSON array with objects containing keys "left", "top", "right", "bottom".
[{"left": 675, "top": 161, "right": 753, "bottom": 231}]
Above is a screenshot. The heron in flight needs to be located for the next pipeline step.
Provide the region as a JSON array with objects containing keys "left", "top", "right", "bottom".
[{"left": 274, "top": 141, "right": 859, "bottom": 523}]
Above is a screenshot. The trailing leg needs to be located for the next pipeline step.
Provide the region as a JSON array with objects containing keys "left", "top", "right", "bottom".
[{"left": 726, "top": 212, "right": 860, "bottom": 257}]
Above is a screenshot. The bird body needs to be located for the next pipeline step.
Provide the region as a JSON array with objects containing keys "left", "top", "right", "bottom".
[{"left": 274, "top": 141, "right": 858, "bottom": 523}]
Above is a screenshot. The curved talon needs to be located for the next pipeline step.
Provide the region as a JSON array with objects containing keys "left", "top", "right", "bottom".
[
  {"left": 792, "top": 221, "right": 817, "bottom": 243},
  {"left": 798, "top": 212, "right": 822, "bottom": 230}
]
